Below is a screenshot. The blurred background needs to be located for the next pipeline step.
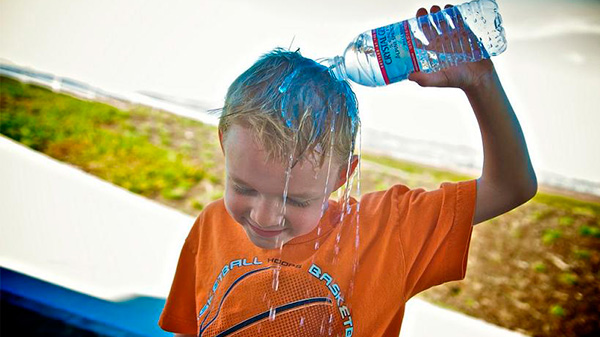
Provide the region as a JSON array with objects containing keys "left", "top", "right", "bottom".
[
  {"left": 1, "top": 0, "right": 599, "bottom": 336},
  {"left": 2, "top": 0, "right": 599, "bottom": 192}
]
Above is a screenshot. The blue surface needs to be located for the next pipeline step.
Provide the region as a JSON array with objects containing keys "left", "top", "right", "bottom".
[{"left": 0, "top": 267, "right": 171, "bottom": 337}]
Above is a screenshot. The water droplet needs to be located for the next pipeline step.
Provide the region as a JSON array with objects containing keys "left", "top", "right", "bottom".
[
  {"left": 272, "top": 268, "right": 280, "bottom": 291},
  {"left": 269, "top": 306, "right": 277, "bottom": 321},
  {"left": 299, "top": 316, "right": 305, "bottom": 326},
  {"left": 314, "top": 241, "right": 320, "bottom": 250},
  {"left": 278, "top": 69, "right": 300, "bottom": 94}
]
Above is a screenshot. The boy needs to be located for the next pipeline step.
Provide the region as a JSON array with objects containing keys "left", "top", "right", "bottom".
[{"left": 159, "top": 5, "right": 537, "bottom": 336}]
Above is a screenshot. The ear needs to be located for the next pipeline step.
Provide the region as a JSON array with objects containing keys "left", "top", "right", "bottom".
[
  {"left": 218, "top": 129, "right": 225, "bottom": 154},
  {"left": 332, "top": 155, "right": 359, "bottom": 191}
]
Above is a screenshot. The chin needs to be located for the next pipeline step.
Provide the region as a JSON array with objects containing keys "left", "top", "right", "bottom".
[
  {"left": 251, "top": 239, "right": 280, "bottom": 250},
  {"left": 245, "top": 229, "right": 290, "bottom": 250}
]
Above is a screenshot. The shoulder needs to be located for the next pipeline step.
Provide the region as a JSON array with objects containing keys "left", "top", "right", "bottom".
[
  {"left": 203, "top": 197, "right": 227, "bottom": 213},
  {"left": 358, "top": 180, "right": 477, "bottom": 219},
  {"left": 359, "top": 184, "right": 411, "bottom": 206},
  {"left": 193, "top": 198, "right": 229, "bottom": 225},
  {"left": 184, "top": 198, "right": 230, "bottom": 251}
]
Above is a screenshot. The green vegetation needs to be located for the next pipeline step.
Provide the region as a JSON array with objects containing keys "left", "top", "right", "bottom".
[
  {"left": 578, "top": 225, "right": 600, "bottom": 238},
  {"left": 0, "top": 76, "right": 209, "bottom": 200},
  {"left": 533, "top": 192, "right": 600, "bottom": 216},
  {"left": 533, "top": 262, "right": 547, "bottom": 273},
  {"left": 361, "top": 152, "right": 474, "bottom": 182},
  {"left": 572, "top": 249, "right": 591, "bottom": 260},
  {"left": 541, "top": 229, "right": 562, "bottom": 245},
  {"left": 550, "top": 304, "right": 566, "bottom": 317},
  {"left": 558, "top": 272, "right": 579, "bottom": 286},
  {"left": 558, "top": 216, "right": 575, "bottom": 226}
]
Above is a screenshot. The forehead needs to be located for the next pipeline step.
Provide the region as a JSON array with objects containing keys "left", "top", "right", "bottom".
[{"left": 223, "top": 125, "right": 339, "bottom": 196}]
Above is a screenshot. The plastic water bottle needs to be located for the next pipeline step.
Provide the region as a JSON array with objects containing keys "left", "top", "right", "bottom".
[{"left": 324, "top": 0, "right": 506, "bottom": 87}]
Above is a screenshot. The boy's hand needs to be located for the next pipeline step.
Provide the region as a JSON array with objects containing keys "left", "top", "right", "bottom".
[
  {"left": 406, "top": 6, "right": 537, "bottom": 225},
  {"left": 407, "top": 5, "right": 495, "bottom": 92}
]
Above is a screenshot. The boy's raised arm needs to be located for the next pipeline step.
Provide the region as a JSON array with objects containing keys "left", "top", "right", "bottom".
[
  {"left": 408, "top": 5, "right": 538, "bottom": 225},
  {"left": 463, "top": 64, "right": 537, "bottom": 225}
]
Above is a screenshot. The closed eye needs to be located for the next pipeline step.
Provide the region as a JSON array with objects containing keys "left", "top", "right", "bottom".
[
  {"left": 287, "top": 198, "right": 311, "bottom": 208},
  {"left": 232, "top": 184, "right": 256, "bottom": 195},
  {"left": 232, "top": 184, "right": 311, "bottom": 208}
]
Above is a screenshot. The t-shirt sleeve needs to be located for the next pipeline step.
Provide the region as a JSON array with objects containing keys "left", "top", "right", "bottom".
[
  {"left": 158, "top": 221, "right": 200, "bottom": 334},
  {"left": 397, "top": 179, "right": 477, "bottom": 300}
]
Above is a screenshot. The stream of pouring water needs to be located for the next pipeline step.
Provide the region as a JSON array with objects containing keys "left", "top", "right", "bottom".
[
  {"left": 265, "top": 62, "right": 361, "bottom": 332},
  {"left": 268, "top": 151, "right": 295, "bottom": 322}
]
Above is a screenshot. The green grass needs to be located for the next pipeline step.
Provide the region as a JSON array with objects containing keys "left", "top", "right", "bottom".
[
  {"left": 549, "top": 304, "right": 566, "bottom": 317},
  {"left": 578, "top": 225, "right": 600, "bottom": 238},
  {"left": 558, "top": 273, "right": 579, "bottom": 286},
  {"left": 532, "top": 192, "right": 600, "bottom": 216},
  {"left": 541, "top": 229, "right": 562, "bottom": 245},
  {"left": 361, "top": 152, "right": 475, "bottom": 182},
  {"left": 0, "top": 76, "right": 205, "bottom": 198},
  {"left": 533, "top": 262, "right": 547, "bottom": 273},
  {"left": 572, "top": 249, "right": 591, "bottom": 260}
]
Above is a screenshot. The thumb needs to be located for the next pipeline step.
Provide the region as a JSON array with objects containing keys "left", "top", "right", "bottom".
[
  {"left": 408, "top": 72, "right": 431, "bottom": 86},
  {"left": 408, "top": 71, "right": 445, "bottom": 87}
]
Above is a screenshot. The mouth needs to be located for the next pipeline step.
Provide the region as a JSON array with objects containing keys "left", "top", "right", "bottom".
[{"left": 246, "top": 220, "right": 285, "bottom": 238}]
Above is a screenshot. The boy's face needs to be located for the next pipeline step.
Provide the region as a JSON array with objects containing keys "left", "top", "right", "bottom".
[{"left": 220, "top": 124, "right": 348, "bottom": 250}]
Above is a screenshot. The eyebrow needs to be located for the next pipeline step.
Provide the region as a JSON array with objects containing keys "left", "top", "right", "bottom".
[{"left": 230, "top": 175, "right": 319, "bottom": 200}]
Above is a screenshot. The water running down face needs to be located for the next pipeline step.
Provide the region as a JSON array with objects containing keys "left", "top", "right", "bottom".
[{"left": 221, "top": 124, "right": 357, "bottom": 250}]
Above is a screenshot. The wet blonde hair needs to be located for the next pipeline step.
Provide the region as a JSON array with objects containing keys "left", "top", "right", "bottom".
[{"left": 217, "top": 48, "right": 359, "bottom": 169}]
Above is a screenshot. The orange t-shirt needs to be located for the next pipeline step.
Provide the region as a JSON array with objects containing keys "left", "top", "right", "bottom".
[{"left": 159, "top": 179, "right": 477, "bottom": 336}]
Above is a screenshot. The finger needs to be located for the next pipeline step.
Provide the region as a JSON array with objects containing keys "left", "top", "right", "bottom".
[
  {"left": 413, "top": 8, "right": 428, "bottom": 49},
  {"left": 416, "top": 8, "right": 436, "bottom": 44},
  {"left": 429, "top": 5, "right": 443, "bottom": 36},
  {"left": 408, "top": 71, "right": 447, "bottom": 88},
  {"left": 429, "top": 5, "right": 453, "bottom": 67},
  {"left": 448, "top": 4, "right": 463, "bottom": 31},
  {"left": 435, "top": 6, "right": 450, "bottom": 33},
  {"left": 444, "top": 5, "right": 466, "bottom": 64},
  {"left": 444, "top": 5, "right": 457, "bottom": 29},
  {"left": 449, "top": 7, "right": 482, "bottom": 61}
]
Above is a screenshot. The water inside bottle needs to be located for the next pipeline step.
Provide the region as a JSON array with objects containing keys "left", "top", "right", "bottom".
[{"left": 324, "top": 0, "right": 505, "bottom": 87}]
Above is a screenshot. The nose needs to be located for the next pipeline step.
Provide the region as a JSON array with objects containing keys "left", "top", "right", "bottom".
[{"left": 250, "top": 197, "right": 285, "bottom": 229}]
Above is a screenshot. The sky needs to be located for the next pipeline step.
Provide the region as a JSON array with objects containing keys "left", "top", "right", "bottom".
[{"left": 1, "top": 0, "right": 599, "bottom": 184}]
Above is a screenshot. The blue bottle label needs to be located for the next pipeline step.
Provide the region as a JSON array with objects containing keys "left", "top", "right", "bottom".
[{"left": 371, "top": 21, "right": 420, "bottom": 84}]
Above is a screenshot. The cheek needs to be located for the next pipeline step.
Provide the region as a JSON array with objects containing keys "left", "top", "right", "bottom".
[
  {"left": 287, "top": 206, "right": 322, "bottom": 235},
  {"left": 224, "top": 187, "right": 247, "bottom": 221}
]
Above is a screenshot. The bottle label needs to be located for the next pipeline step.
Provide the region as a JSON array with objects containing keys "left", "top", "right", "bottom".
[{"left": 371, "top": 21, "right": 420, "bottom": 84}]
